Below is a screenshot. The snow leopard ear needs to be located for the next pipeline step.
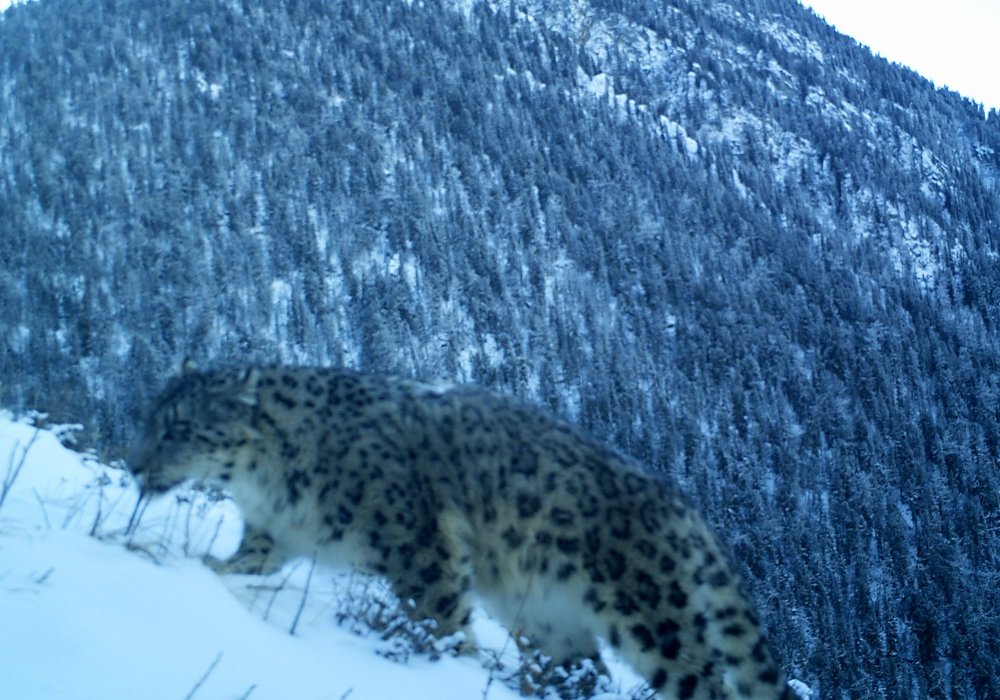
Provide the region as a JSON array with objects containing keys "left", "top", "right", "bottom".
[
  {"left": 181, "top": 358, "right": 199, "bottom": 375},
  {"left": 233, "top": 368, "right": 260, "bottom": 407}
]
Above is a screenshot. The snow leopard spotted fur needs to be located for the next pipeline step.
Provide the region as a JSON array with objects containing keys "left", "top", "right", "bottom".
[{"left": 130, "top": 364, "right": 794, "bottom": 700}]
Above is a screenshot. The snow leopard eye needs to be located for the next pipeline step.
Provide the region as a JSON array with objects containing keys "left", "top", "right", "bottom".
[{"left": 156, "top": 403, "right": 193, "bottom": 443}]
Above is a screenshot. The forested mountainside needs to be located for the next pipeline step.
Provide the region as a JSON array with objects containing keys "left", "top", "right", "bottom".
[{"left": 2, "top": 0, "right": 999, "bottom": 696}]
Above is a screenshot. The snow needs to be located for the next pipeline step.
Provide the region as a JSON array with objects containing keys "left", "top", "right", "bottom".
[
  {"left": 0, "top": 412, "right": 647, "bottom": 700},
  {"left": 582, "top": 71, "right": 613, "bottom": 100},
  {"left": 759, "top": 19, "right": 825, "bottom": 63},
  {"left": 789, "top": 679, "right": 815, "bottom": 699},
  {"left": 659, "top": 116, "right": 699, "bottom": 156},
  {"left": 0, "top": 0, "right": 30, "bottom": 13}
]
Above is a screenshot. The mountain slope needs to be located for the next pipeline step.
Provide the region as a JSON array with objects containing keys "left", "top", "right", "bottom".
[{"left": 2, "top": 0, "right": 999, "bottom": 696}]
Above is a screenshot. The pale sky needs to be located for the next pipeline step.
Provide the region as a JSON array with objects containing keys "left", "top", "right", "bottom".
[
  {"left": 800, "top": 0, "right": 1000, "bottom": 112},
  {"left": 1, "top": 0, "right": 996, "bottom": 111}
]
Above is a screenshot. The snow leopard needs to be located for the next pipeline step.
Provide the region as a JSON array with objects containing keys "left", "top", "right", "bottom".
[{"left": 130, "top": 363, "right": 794, "bottom": 699}]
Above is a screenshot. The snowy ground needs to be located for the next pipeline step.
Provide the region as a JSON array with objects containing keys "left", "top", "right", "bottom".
[{"left": 0, "top": 412, "right": 649, "bottom": 700}]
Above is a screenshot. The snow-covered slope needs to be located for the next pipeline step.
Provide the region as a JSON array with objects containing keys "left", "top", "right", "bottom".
[{"left": 1, "top": 412, "right": 652, "bottom": 700}]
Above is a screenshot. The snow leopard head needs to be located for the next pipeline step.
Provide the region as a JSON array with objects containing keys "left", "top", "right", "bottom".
[{"left": 130, "top": 361, "right": 260, "bottom": 498}]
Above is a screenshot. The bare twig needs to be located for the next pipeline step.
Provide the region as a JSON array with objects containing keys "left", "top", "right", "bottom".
[
  {"left": 204, "top": 514, "right": 226, "bottom": 558},
  {"left": 93, "top": 480, "right": 137, "bottom": 539},
  {"left": 60, "top": 485, "right": 90, "bottom": 530},
  {"left": 289, "top": 556, "right": 317, "bottom": 636},
  {"left": 125, "top": 495, "right": 149, "bottom": 539},
  {"left": 182, "top": 495, "right": 196, "bottom": 557},
  {"left": 32, "top": 489, "right": 52, "bottom": 529},
  {"left": 0, "top": 429, "right": 41, "bottom": 512},
  {"left": 263, "top": 559, "right": 303, "bottom": 620},
  {"left": 481, "top": 649, "right": 504, "bottom": 700},
  {"left": 88, "top": 474, "right": 108, "bottom": 537},
  {"left": 124, "top": 540, "right": 163, "bottom": 565},
  {"left": 183, "top": 651, "right": 223, "bottom": 700}
]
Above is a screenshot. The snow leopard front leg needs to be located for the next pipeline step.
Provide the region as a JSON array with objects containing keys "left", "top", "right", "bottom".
[
  {"left": 385, "top": 517, "right": 477, "bottom": 653},
  {"left": 205, "top": 523, "right": 289, "bottom": 575}
]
